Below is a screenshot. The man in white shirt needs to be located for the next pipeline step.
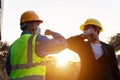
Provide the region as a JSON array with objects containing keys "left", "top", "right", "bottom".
[{"left": 67, "top": 18, "right": 120, "bottom": 80}]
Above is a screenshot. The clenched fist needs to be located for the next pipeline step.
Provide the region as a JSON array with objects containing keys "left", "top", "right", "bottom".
[{"left": 44, "top": 29, "right": 53, "bottom": 35}]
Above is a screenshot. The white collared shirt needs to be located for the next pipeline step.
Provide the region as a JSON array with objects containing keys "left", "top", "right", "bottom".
[{"left": 90, "top": 43, "right": 103, "bottom": 60}]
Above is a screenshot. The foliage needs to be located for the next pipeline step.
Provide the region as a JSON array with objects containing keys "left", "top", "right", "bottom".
[
  {"left": 108, "top": 33, "right": 120, "bottom": 52},
  {"left": 0, "top": 41, "right": 9, "bottom": 80}
]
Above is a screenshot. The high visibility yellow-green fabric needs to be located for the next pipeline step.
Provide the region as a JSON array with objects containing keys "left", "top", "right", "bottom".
[{"left": 10, "top": 34, "right": 45, "bottom": 79}]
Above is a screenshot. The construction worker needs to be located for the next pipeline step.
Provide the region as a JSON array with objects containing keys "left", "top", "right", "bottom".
[
  {"left": 6, "top": 11, "right": 68, "bottom": 80},
  {"left": 67, "top": 18, "right": 120, "bottom": 80}
]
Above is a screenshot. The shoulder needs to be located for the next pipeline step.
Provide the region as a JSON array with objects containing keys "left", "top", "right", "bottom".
[
  {"left": 101, "top": 41, "right": 115, "bottom": 54},
  {"left": 101, "top": 41, "right": 113, "bottom": 48},
  {"left": 37, "top": 34, "right": 49, "bottom": 41},
  {"left": 36, "top": 34, "right": 58, "bottom": 45}
]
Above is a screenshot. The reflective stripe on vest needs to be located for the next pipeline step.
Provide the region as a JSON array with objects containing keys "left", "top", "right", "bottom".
[{"left": 10, "top": 34, "right": 45, "bottom": 79}]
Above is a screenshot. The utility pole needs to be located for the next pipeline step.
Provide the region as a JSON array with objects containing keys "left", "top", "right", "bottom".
[
  {"left": 0, "top": 0, "right": 3, "bottom": 40},
  {"left": 0, "top": 0, "right": 1, "bottom": 40}
]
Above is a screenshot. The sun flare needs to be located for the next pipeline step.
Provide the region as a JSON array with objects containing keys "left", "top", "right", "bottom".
[
  {"left": 55, "top": 53, "right": 69, "bottom": 67},
  {"left": 47, "top": 49, "right": 80, "bottom": 67}
]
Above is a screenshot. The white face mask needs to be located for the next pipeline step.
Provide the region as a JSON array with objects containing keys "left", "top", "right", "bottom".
[
  {"left": 83, "top": 28, "right": 93, "bottom": 35},
  {"left": 35, "top": 26, "right": 41, "bottom": 34}
]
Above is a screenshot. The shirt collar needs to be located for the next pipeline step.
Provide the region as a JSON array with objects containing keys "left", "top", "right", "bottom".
[{"left": 21, "top": 30, "right": 32, "bottom": 35}]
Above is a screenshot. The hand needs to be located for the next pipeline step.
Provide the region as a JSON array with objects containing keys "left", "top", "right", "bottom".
[
  {"left": 81, "top": 32, "right": 92, "bottom": 39},
  {"left": 90, "top": 32, "right": 99, "bottom": 42},
  {"left": 44, "top": 29, "right": 53, "bottom": 35}
]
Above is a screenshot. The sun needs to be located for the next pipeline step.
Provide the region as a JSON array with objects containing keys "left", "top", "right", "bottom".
[
  {"left": 47, "top": 49, "right": 80, "bottom": 67},
  {"left": 55, "top": 53, "right": 69, "bottom": 67}
]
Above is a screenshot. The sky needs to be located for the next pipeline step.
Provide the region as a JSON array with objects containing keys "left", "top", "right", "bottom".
[
  {"left": 1, "top": 0, "right": 120, "bottom": 60},
  {"left": 2, "top": 0, "right": 120, "bottom": 43}
]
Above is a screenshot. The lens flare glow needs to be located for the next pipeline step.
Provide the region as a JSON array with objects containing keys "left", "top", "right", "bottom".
[{"left": 48, "top": 49, "right": 80, "bottom": 67}]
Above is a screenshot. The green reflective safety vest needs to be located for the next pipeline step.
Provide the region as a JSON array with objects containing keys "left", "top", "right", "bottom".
[{"left": 10, "top": 34, "right": 45, "bottom": 79}]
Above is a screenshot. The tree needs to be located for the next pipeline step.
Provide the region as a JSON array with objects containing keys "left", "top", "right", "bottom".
[
  {"left": 108, "top": 33, "right": 120, "bottom": 70},
  {"left": 0, "top": 41, "right": 9, "bottom": 80},
  {"left": 108, "top": 33, "right": 120, "bottom": 52}
]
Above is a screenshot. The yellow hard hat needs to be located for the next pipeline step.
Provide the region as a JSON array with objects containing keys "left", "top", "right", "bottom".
[
  {"left": 20, "top": 11, "right": 43, "bottom": 24},
  {"left": 80, "top": 18, "right": 103, "bottom": 32}
]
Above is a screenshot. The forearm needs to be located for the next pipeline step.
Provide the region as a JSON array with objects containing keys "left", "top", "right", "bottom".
[
  {"left": 67, "top": 34, "right": 84, "bottom": 49},
  {"left": 36, "top": 34, "right": 67, "bottom": 56}
]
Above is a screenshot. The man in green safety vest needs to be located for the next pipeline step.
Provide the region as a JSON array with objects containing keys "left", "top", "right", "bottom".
[{"left": 6, "top": 11, "right": 68, "bottom": 80}]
